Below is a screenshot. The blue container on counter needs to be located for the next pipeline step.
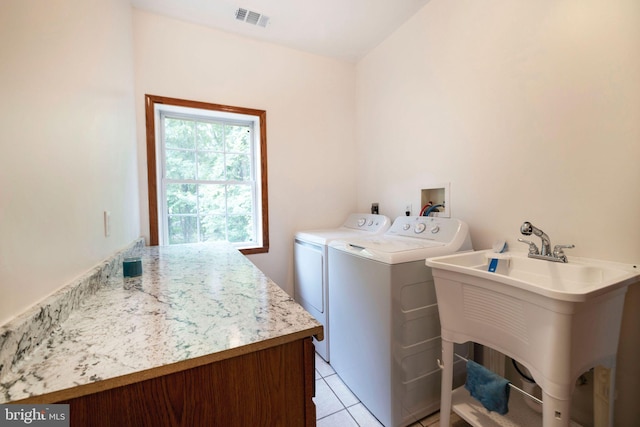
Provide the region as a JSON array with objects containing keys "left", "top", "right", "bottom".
[{"left": 123, "top": 257, "right": 143, "bottom": 277}]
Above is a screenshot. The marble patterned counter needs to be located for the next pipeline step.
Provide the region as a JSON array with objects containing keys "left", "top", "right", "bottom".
[{"left": 0, "top": 242, "right": 323, "bottom": 404}]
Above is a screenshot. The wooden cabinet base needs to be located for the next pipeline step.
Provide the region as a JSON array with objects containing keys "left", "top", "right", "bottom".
[{"left": 61, "top": 338, "right": 316, "bottom": 427}]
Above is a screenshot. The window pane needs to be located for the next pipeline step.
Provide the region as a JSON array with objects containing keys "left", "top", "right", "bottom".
[
  {"left": 165, "top": 118, "right": 195, "bottom": 150},
  {"left": 199, "top": 215, "right": 226, "bottom": 242},
  {"left": 197, "top": 121, "right": 224, "bottom": 151},
  {"left": 198, "top": 184, "right": 226, "bottom": 214},
  {"left": 225, "top": 124, "right": 251, "bottom": 153},
  {"left": 227, "top": 185, "right": 253, "bottom": 215},
  {"left": 197, "top": 151, "right": 225, "bottom": 181},
  {"left": 227, "top": 214, "right": 253, "bottom": 243},
  {"left": 168, "top": 215, "right": 198, "bottom": 244},
  {"left": 226, "top": 154, "right": 251, "bottom": 181},
  {"left": 166, "top": 149, "right": 196, "bottom": 180},
  {"left": 166, "top": 183, "right": 197, "bottom": 214}
]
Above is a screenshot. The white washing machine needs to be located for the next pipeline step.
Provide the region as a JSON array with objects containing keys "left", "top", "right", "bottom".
[
  {"left": 328, "top": 216, "right": 473, "bottom": 427},
  {"left": 294, "top": 213, "right": 391, "bottom": 362}
]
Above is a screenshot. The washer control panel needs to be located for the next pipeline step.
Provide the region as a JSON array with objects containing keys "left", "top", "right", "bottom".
[{"left": 386, "top": 216, "right": 462, "bottom": 242}]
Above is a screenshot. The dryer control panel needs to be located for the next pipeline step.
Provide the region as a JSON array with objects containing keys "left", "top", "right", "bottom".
[{"left": 343, "top": 213, "right": 391, "bottom": 232}]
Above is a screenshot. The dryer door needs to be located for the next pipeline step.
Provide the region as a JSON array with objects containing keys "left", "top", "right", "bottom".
[{"left": 293, "top": 240, "right": 324, "bottom": 314}]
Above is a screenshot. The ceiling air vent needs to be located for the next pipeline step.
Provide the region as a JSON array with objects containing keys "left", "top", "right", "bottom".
[{"left": 235, "top": 8, "right": 270, "bottom": 27}]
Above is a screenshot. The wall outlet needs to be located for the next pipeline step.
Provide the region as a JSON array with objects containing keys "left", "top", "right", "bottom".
[
  {"left": 104, "top": 211, "right": 111, "bottom": 237},
  {"left": 405, "top": 204, "right": 412, "bottom": 216}
]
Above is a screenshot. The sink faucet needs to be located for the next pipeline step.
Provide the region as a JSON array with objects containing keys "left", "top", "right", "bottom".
[
  {"left": 520, "top": 221, "right": 551, "bottom": 256},
  {"left": 519, "top": 221, "right": 574, "bottom": 263}
]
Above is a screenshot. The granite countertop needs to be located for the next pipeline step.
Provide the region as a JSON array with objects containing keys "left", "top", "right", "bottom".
[{"left": 0, "top": 243, "right": 323, "bottom": 403}]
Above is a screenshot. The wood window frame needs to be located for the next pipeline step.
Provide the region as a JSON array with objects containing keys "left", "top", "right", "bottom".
[{"left": 145, "top": 94, "right": 269, "bottom": 254}]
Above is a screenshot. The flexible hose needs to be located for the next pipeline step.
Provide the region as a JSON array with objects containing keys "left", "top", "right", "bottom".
[{"left": 512, "top": 358, "right": 536, "bottom": 383}]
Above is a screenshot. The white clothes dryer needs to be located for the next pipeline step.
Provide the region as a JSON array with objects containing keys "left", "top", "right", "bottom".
[
  {"left": 294, "top": 213, "right": 391, "bottom": 361},
  {"left": 328, "top": 216, "right": 472, "bottom": 427}
]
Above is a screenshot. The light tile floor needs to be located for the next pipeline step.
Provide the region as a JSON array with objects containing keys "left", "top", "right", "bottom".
[{"left": 314, "top": 353, "right": 471, "bottom": 427}]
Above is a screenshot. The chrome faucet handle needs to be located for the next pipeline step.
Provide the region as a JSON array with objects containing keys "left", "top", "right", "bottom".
[
  {"left": 553, "top": 244, "right": 575, "bottom": 262},
  {"left": 518, "top": 238, "right": 539, "bottom": 255}
]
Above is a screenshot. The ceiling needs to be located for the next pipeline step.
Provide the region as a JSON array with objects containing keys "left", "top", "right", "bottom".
[{"left": 130, "top": 0, "right": 430, "bottom": 62}]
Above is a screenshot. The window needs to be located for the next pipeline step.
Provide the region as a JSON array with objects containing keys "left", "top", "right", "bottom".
[{"left": 145, "top": 95, "right": 269, "bottom": 254}]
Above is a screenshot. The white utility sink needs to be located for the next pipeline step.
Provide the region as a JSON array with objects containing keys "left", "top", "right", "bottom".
[
  {"left": 426, "top": 250, "right": 639, "bottom": 427},
  {"left": 428, "top": 249, "right": 638, "bottom": 302}
]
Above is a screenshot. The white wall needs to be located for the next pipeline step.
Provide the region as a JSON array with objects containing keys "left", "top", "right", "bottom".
[
  {"left": 0, "top": 0, "right": 140, "bottom": 324},
  {"left": 356, "top": 0, "right": 640, "bottom": 422},
  {"left": 132, "top": 10, "right": 358, "bottom": 295},
  {"left": 357, "top": 0, "right": 640, "bottom": 260}
]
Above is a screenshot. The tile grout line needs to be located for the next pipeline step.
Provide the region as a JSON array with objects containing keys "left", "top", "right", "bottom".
[
  {"left": 344, "top": 406, "right": 363, "bottom": 427},
  {"left": 314, "top": 365, "right": 365, "bottom": 426},
  {"left": 314, "top": 377, "right": 346, "bottom": 422},
  {"left": 324, "top": 373, "right": 357, "bottom": 404}
]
